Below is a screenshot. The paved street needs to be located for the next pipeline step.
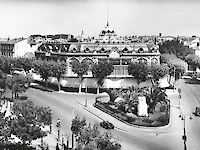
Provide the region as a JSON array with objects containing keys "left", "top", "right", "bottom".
[{"left": 23, "top": 79, "right": 200, "bottom": 150}]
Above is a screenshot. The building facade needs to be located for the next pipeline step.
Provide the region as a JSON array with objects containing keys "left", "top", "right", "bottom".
[
  {"left": 35, "top": 24, "right": 160, "bottom": 77},
  {"left": 0, "top": 41, "right": 14, "bottom": 57}
]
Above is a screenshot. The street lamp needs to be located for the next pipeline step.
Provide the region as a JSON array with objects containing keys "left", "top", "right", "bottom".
[
  {"left": 72, "top": 108, "right": 75, "bottom": 149},
  {"left": 56, "top": 118, "right": 61, "bottom": 142},
  {"left": 178, "top": 89, "right": 192, "bottom": 150},
  {"left": 178, "top": 88, "right": 182, "bottom": 118},
  {"left": 85, "top": 84, "right": 87, "bottom": 107},
  {"left": 181, "top": 113, "right": 193, "bottom": 150},
  {"left": 10, "top": 64, "right": 14, "bottom": 99}
]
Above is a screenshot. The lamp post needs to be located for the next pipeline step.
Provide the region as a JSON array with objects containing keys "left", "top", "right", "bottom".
[
  {"left": 178, "top": 89, "right": 192, "bottom": 150},
  {"left": 10, "top": 64, "right": 14, "bottom": 99},
  {"left": 56, "top": 119, "right": 61, "bottom": 142},
  {"left": 173, "top": 65, "right": 176, "bottom": 88},
  {"left": 181, "top": 114, "right": 192, "bottom": 150},
  {"left": 85, "top": 84, "right": 87, "bottom": 107},
  {"left": 72, "top": 108, "right": 75, "bottom": 149}
]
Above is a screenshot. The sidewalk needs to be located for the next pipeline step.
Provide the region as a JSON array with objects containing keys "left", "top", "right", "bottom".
[{"left": 32, "top": 131, "right": 58, "bottom": 150}]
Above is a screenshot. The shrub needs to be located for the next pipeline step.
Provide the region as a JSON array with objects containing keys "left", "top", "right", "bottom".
[
  {"left": 115, "top": 113, "right": 127, "bottom": 120},
  {"left": 126, "top": 116, "right": 136, "bottom": 123},
  {"left": 160, "top": 105, "right": 166, "bottom": 113},
  {"left": 142, "top": 118, "right": 154, "bottom": 124},
  {"left": 157, "top": 115, "right": 169, "bottom": 124}
]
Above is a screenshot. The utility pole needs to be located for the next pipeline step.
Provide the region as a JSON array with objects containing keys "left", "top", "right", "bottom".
[
  {"left": 56, "top": 119, "right": 61, "bottom": 142},
  {"left": 85, "top": 84, "right": 87, "bottom": 107},
  {"left": 72, "top": 108, "right": 75, "bottom": 149},
  {"left": 182, "top": 115, "right": 187, "bottom": 150}
]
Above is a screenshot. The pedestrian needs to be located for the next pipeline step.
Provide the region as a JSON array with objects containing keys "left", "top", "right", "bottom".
[
  {"left": 63, "top": 144, "right": 67, "bottom": 150},
  {"left": 56, "top": 143, "right": 60, "bottom": 150},
  {"left": 56, "top": 118, "right": 61, "bottom": 127},
  {"left": 49, "top": 125, "right": 52, "bottom": 134}
]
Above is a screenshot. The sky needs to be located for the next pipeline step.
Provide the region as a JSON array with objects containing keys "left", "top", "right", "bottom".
[{"left": 0, "top": 0, "right": 200, "bottom": 38}]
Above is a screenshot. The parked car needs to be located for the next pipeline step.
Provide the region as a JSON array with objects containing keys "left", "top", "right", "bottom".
[
  {"left": 194, "top": 107, "right": 200, "bottom": 116},
  {"left": 100, "top": 121, "right": 114, "bottom": 129}
]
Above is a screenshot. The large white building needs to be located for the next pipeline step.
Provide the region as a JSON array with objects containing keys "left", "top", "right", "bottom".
[
  {"left": 13, "top": 38, "right": 41, "bottom": 58},
  {"left": 35, "top": 23, "right": 160, "bottom": 77}
]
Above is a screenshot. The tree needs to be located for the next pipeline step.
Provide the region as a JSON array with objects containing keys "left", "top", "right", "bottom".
[
  {"left": 11, "top": 100, "right": 52, "bottom": 144},
  {"left": 7, "top": 74, "right": 32, "bottom": 98},
  {"left": 91, "top": 62, "right": 114, "bottom": 94},
  {"left": 159, "top": 39, "right": 194, "bottom": 60},
  {"left": 148, "top": 86, "right": 167, "bottom": 112},
  {"left": 71, "top": 116, "right": 86, "bottom": 137},
  {"left": 128, "top": 62, "right": 150, "bottom": 85},
  {"left": 0, "top": 70, "right": 6, "bottom": 90},
  {"left": 71, "top": 116, "right": 121, "bottom": 150},
  {"left": 161, "top": 54, "right": 187, "bottom": 84},
  {"left": 51, "top": 62, "right": 66, "bottom": 91},
  {"left": 71, "top": 61, "right": 89, "bottom": 93},
  {"left": 34, "top": 60, "right": 53, "bottom": 89},
  {"left": 150, "top": 64, "right": 169, "bottom": 86},
  {"left": 14, "top": 58, "right": 34, "bottom": 72},
  {"left": 185, "top": 54, "right": 200, "bottom": 71},
  {"left": 0, "top": 57, "right": 12, "bottom": 74},
  {"left": 0, "top": 113, "right": 12, "bottom": 143}
]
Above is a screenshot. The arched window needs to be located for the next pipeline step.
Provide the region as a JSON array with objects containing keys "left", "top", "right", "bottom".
[
  {"left": 72, "top": 48, "right": 77, "bottom": 53},
  {"left": 100, "top": 47, "right": 105, "bottom": 53},
  {"left": 138, "top": 58, "right": 147, "bottom": 64},
  {"left": 84, "top": 48, "right": 90, "bottom": 53},
  {"left": 138, "top": 48, "right": 144, "bottom": 53},
  {"left": 123, "top": 47, "right": 128, "bottom": 53},
  {"left": 151, "top": 58, "right": 158, "bottom": 66},
  {"left": 60, "top": 58, "right": 66, "bottom": 63},
  {"left": 82, "top": 58, "right": 94, "bottom": 70}
]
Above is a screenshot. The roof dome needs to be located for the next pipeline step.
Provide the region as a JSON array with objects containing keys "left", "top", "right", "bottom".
[{"left": 100, "top": 22, "right": 116, "bottom": 35}]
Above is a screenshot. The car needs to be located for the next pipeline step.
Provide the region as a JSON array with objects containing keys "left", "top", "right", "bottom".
[
  {"left": 100, "top": 121, "right": 114, "bottom": 129},
  {"left": 194, "top": 107, "right": 200, "bottom": 116}
]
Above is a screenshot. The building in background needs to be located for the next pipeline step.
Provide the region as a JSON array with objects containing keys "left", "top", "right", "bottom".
[
  {"left": 0, "top": 40, "right": 14, "bottom": 58},
  {"left": 35, "top": 23, "right": 160, "bottom": 77}
]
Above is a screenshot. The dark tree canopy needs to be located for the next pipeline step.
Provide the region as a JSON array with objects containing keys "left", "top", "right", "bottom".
[
  {"left": 71, "top": 60, "right": 89, "bottom": 82},
  {"left": 91, "top": 62, "right": 114, "bottom": 86},
  {"left": 159, "top": 39, "right": 194, "bottom": 60},
  {"left": 185, "top": 54, "right": 200, "bottom": 71},
  {"left": 71, "top": 116, "right": 121, "bottom": 150},
  {"left": 150, "top": 64, "right": 169, "bottom": 82},
  {"left": 14, "top": 58, "right": 34, "bottom": 72},
  {"left": 128, "top": 63, "right": 150, "bottom": 85},
  {"left": 11, "top": 100, "right": 52, "bottom": 144},
  {"left": 51, "top": 61, "right": 66, "bottom": 91}
]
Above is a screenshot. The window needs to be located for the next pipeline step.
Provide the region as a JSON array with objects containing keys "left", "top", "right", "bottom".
[
  {"left": 151, "top": 58, "right": 158, "bottom": 66},
  {"left": 138, "top": 48, "right": 144, "bottom": 53},
  {"left": 138, "top": 58, "right": 147, "bottom": 64}
]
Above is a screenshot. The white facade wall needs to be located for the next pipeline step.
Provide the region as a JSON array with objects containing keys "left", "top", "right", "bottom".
[{"left": 13, "top": 39, "right": 40, "bottom": 57}]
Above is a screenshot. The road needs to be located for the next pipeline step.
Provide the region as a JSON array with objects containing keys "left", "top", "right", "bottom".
[{"left": 24, "top": 79, "right": 200, "bottom": 150}]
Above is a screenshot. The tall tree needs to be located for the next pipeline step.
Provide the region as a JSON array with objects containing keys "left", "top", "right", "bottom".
[
  {"left": 51, "top": 62, "right": 66, "bottom": 91},
  {"left": 71, "top": 61, "right": 89, "bottom": 93},
  {"left": 7, "top": 74, "right": 32, "bottom": 98},
  {"left": 71, "top": 116, "right": 121, "bottom": 150},
  {"left": 159, "top": 39, "right": 194, "bottom": 60},
  {"left": 14, "top": 58, "right": 34, "bottom": 72},
  {"left": 150, "top": 64, "right": 169, "bottom": 86},
  {"left": 185, "top": 54, "right": 200, "bottom": 71},
  {"left": 161, "top": 54, "right": 187, "bottom": 84},
  {"left": 11, "top": 100, "right": 52, "bottom": 144},
  {"left": 128, "top": 63, "right": 150, "bottom": 85},
  {"left": 91, "top": 62, "right": 114, "bottom": 94},
  {"left": 34, "top": 60, "right": 53, "bottom": 89}
]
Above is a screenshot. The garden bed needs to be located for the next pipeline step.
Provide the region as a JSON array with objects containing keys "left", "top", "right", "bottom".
[{"left": 94, "top": 100, "right": 170, "bottom": 127}]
